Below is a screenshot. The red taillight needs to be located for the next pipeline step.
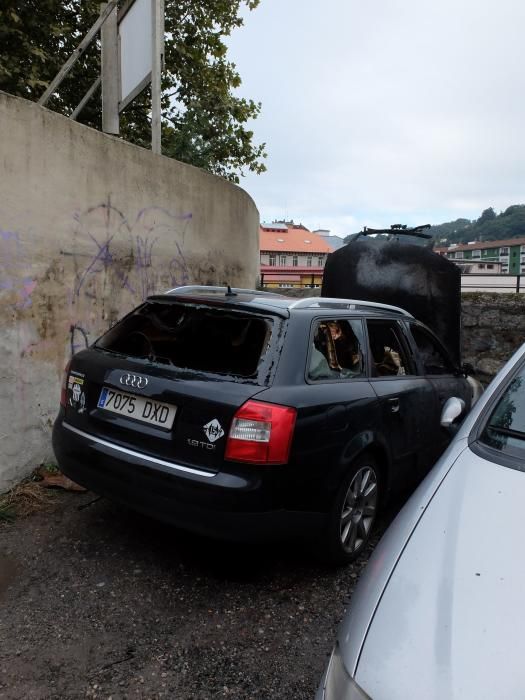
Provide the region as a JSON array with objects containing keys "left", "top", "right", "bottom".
[
  {"left": 60, "top": 359, "right": 72, "bottom": 408},
  {"left": 225, "top": 400, "right": 297, "bottom": 464}
]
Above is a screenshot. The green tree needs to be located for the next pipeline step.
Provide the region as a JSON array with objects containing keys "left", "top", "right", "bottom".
[
  {"left": 477, "top": 207, "right": 496, "bottom": 225},
  {"left": 431, "top": 218, "right": 472, "bottom": 244},
  {"left": 0, "top": 0, "right": 266, "bottom": 182},
  {"left": 0, "top": 2, "right": 102, "bottom": 120},
  {"left": 502, "top": 204, "right": 525, "bottom": 217}
]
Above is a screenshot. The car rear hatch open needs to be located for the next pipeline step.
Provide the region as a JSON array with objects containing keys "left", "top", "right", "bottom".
[
  {"left": 322, "top": 230, "right": 462, "bottom": 365},
  {"left": 61, "top": 297, "right": 287, "bottom": 474}
]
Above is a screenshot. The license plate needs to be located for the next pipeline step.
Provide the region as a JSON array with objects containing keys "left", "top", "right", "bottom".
[{"left": 97, "top": 387, "right": 176, "bottom": 429}]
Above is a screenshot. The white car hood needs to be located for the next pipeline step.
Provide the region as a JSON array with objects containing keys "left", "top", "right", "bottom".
[{"left": 356, "top": 445, "right": 525, "bottom": 700}]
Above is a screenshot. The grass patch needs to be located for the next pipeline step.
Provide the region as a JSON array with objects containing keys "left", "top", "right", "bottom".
[{"left": 39, "top": 461, "right": 60, "bottom": 475}]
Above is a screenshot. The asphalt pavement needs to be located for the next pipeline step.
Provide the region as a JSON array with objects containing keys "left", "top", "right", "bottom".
[{"left": 0, "top": 490, "right": 394, "bottom": 700}]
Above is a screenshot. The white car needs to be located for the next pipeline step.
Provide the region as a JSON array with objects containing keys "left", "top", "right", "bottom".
[{"left": 317, "top": 343, "right": 525, "bottom": 700}]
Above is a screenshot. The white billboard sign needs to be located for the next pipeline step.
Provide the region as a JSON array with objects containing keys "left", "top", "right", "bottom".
[{"left": 119, "top": 0, "right": 152, "bottom": 110}]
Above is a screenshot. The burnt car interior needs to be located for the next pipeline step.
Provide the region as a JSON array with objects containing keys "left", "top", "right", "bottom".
[
  {"left": 366, "top": 321, "right": 409, "bottom": 377},
  {"left": 309, "top": 320, "right": 364, "bottom": 380},
  {"left": 96, "top": 302, "right": 272, "bottom": 378}
]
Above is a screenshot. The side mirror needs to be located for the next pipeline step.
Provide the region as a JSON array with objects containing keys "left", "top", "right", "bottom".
[{"left": 440, "top": 397, "right": 466, "bottom": 432}]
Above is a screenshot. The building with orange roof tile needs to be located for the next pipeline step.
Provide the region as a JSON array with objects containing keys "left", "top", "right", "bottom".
[{"left": 259, "top": 221, "right": 337, "bottom": 288}]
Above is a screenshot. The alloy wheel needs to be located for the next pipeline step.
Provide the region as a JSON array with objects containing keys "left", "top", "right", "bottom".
[{"left": 339, "top": 465, "right": 378, "bottom": 554}]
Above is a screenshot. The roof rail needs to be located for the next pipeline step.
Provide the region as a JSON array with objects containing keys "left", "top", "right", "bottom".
[
  {"left": 165, "top": 285, "right": 283, "bottom": 298},
  {"left": 288, "top": 297, "right": 412, "bottom": 317}
]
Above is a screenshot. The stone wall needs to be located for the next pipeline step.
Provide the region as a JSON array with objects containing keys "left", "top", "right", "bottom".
[
  {"left": 0, "top": 91, "right": 259, "bottom": 491},
  {"left": 461, "top": 293, "right": 525, "bottom": 382}
]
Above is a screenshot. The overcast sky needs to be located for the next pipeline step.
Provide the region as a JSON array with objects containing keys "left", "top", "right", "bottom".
[{"left": 227, "top": 0, "right": 525, "bottom": 238}]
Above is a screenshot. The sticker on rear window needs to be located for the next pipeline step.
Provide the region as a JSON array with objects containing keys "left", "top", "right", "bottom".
[{"left": 203, "top": 419, "right": 224, "bottom": 443}]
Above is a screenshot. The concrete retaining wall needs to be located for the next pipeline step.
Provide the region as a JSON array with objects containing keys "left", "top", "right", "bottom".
[{"left": 0, "top": 91, "right": 259, "bottom": 491}]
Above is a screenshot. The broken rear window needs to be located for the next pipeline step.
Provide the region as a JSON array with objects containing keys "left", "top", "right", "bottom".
[{"left": 96, "top": 302, "right": 273, "bottom": 379}]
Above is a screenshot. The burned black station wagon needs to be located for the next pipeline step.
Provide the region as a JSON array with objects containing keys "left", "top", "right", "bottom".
[{"left": 53, "top": 285, "right": 475, "bottom": 563}]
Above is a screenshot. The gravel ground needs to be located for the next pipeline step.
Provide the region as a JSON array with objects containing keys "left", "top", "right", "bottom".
[{"left": 0, "top": 490, "right": 398, "bottom": 700}]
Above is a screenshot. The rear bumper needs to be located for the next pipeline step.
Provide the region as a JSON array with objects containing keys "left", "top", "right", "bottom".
[{"left": 52, "top": 417, "right": 325, "bottom": 542}]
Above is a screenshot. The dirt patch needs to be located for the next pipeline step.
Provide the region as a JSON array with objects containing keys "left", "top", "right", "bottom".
[
  {"left": 0, "top": 552, "right": 21, "bottom": 600},
  {"left": 0, "top": 490, "right": 402, "bottom": 699}
]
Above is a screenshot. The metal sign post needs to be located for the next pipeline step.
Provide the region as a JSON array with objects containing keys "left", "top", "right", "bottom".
[
  {"left": 101, "top": 2, "right": 119, "bottom": 135},
  {"left": 151, "top": 0, "right": 164, "bottom": 154}
]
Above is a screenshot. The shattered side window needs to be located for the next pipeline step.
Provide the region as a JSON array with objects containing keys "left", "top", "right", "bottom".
[
  {"left": 308, "top": 319, "right": 365, "bottom": 381},
  {"left": 96, "top": 303, "right": 273, "bottom": 379}
]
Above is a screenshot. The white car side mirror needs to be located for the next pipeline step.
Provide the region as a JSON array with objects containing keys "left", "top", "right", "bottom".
[{"left": 440, "top": 397, "right": 466, "bottom": 430}]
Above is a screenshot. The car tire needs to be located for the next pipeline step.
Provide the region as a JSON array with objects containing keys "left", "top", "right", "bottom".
[{"left": 324, "top": 454, "right": 381, "bottom": 565}]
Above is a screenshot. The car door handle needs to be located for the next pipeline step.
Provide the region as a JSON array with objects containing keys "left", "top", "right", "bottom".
[{"left": 388, "top": 397, "right": 400, "bottom": 413}]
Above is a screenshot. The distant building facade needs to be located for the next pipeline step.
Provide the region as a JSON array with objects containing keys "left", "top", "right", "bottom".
[
  {"left": 436, "top": 237, "right": 525, "bottom": 274},
  {"left": 313, "top": 229, "right": 346, "bottom": 252},
  {"left": 260, "top": 222, "right": 343, "bottom": 288}
]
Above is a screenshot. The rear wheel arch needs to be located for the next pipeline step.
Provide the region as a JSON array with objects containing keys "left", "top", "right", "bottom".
[
  {"left": 357, "top": 443, "right": 390, "bottom": 503},
  {"left": 338, "top": 434, "right": 392, "bottom": 502}
]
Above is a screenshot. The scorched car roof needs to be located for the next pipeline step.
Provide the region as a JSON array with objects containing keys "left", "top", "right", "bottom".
[{"left": 144, "top": 286, "right": 413, "bottom": 319}]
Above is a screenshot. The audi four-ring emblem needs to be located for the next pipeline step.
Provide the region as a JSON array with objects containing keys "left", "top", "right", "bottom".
[{"left": 120, "top": 373, "right": 148, "bottom": 389}]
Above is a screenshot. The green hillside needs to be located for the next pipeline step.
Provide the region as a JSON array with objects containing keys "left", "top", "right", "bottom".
[{"left": 431, "top": 205, "right": 525, "bottom": 245}]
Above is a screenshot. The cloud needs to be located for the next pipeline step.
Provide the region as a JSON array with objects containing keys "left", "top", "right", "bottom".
[{"left": 228, "top": 0, "right": 525, "bottom": 235}]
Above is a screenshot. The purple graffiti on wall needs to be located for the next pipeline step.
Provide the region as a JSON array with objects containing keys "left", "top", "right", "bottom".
[
  {"left": 69, "top": 323, "right": 90, "bottom": 355},
  {"left": 66, "top": 198, "right": 192, "bottom": 356},
  {"left": 72, "top": 199, "right": 192, "bottom": 302}
]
